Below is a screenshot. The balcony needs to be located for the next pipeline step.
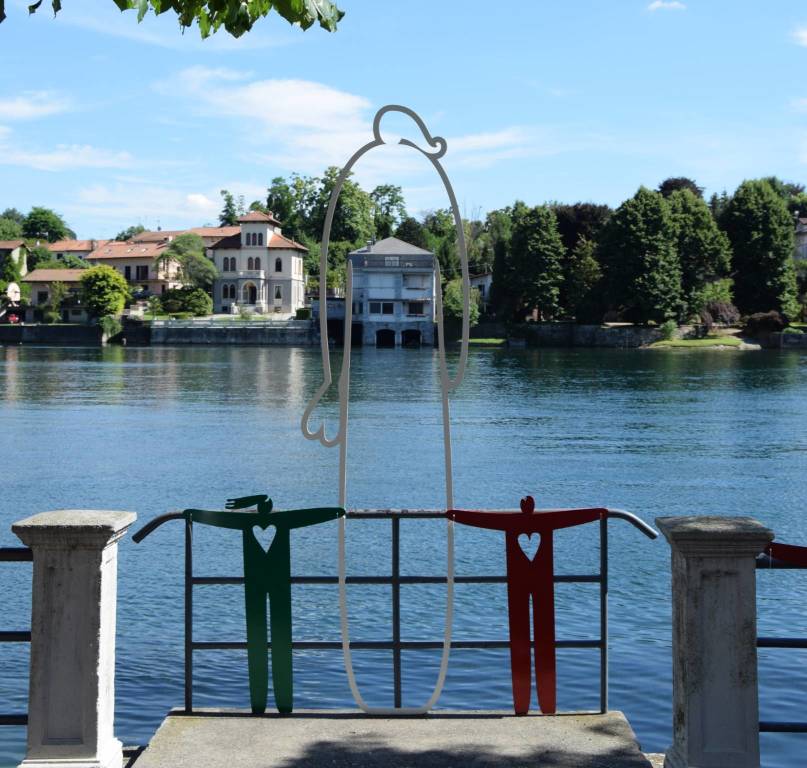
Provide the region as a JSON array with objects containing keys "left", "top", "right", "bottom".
[{"left": 228, "top": 270, "right": 265, "bottom": 279}]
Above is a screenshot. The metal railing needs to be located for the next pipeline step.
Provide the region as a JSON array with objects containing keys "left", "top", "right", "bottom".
[
  {"left": 757, "top": 541, "right": 807, "bottom": 733},
  {"left": 133, "top": 508, "right": 656, "bottom": 714},
  {"left": 0, "top": 546, "right": 32, "bottom": 727}
]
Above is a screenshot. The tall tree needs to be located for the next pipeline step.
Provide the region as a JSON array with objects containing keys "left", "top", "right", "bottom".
[
  {"left": 509, "top": 205, "right": 566, "bottom": 320},
  {"left": 394, "top": 217, "right": 429, "bottom": 250},
  {"left": 489, "top": 204, "right": 521, "bottom": 318},
  {"left": 22, "top": 207, "right": 71, "bottom": 242},
  {"left": 668, "top": 189, "right": 732, "bottom": 314},
  {"left": 722, "top": 179, "right": 799, "bottom": 318},
  {"left": 658, "top": 177, "right": 704, "bottom": 199},
  {"left": 552, "top": 202, "right": 612, "bottom": 253},
  {"left": 370, "top": 184, "right": 407, "bottom": 239},
  {"left": 0, "top": 217, "right": 22, "bottom": 240},
  {"left": 309, "top": 167, "right": 374, "bottom": 248},
  {"left": 1, "top": 208, "right": 25, "bottom": 225},
  {"left": 598, "top": 187, "right": 684, "bottom": 323},
  {"left": 563, "top": 237, "right": 602, "bottom": 321},
  {"left": 219, "top": 190, "right": 240, "bottom": 226},
  {"left": 11, "top": 0, "right": 344, "bottom": 37},
  {"left": 156, "top": 233, "right": 218, "bottom": 290}
]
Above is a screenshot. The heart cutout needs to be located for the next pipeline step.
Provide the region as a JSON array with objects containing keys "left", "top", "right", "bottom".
[
  {"left": 518, "top": 533, "right": 541, "bottom": 561},
  {"left": 253, "top": 524, "right": 276, "bottom": 553}
]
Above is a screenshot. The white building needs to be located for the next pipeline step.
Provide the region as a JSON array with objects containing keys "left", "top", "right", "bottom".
[
  {"left": 470, "top": 272, "right": 493, "bottom": 313},
  {"left": 208, "top": 212, "right": 307, "bottom": 315},
  {"left": 349, "top": 237, "right": 436, "bottom": 347}
]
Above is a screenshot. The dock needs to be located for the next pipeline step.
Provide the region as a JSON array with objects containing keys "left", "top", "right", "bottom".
[{"left": 130, "top": 709, "right": 663, "bottom": 768}]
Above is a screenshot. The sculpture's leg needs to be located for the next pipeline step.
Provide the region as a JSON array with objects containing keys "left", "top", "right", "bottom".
[
  {"left": 269, "top": 579, "right": 294, "bottom": 714},
  {"left": 507, "top": 574, "right": 532, "bottom": 715},
  {"left": 244, "top": 579, "right": 269, "bottom": 714},
  {"left": 533, "top": 532, "right": 557, "bottom": 714}
]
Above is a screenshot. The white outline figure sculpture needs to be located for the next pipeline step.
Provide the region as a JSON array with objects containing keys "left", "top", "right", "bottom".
[{"left": 301, "top": 105, "right": 471, "bottom": 714}]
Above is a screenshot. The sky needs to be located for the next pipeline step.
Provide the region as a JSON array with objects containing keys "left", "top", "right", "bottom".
[{"left": 2, "top": 0, "right": 807, "bottom": 238}]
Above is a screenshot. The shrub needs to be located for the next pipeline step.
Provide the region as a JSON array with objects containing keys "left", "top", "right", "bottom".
[
  {"left": 699, "top": 309, "right": 714, "bottom": 334},
  {"left": 705, "top": 300, "right": 740, "bottom": 326},
  {"left": 99, "top": 315, "right": 122, "bottom": 338},
  {"left": 783, "top": 326, "right": 804, "bottom": 335},
  {"left": 160, "top": 287, "right": 213, "bottom": 317},
  {"left": 660, "top": 319, "right": 678, "bottom": 341},
  {"left": 295, "top": 307, "right": 311, "bottom": 320},
  {"left": 169, "top": 312, "right": 193, "bottom": 320},
  {"left": 743, "top": 311, "right": 785, "bottom": 337}
]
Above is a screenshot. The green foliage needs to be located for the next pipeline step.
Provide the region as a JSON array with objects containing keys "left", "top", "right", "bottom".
[
  {"left": 22, "top": 206, "right": 71, "bottom": 242},
  {"left": 552, "top": 202, "right": 612, "bottom": 253},
  {"left": 783, "top": 326, "right": 804, "bottom": 335},
  {"left": 668, "top": 189, "right": 731, "bottom": 313},
  {"left": 80, "top": 265, "right": 131, "bottom": 318},
  {"left": 114, "top": 224, "right": 145, "bottom": 241},
  {"left": 370, "top": 184, "right": 407, "bottom": 240},
  {"left": 658, "top": 177, "right": 704, "bottom": 199},
  {"left": 509, "top": 205, "right": 566, "bottom": 320},
  {"left": 35, "top": 253, "right": 89, "bottom": 270},
  {"left": 442, "top": 279, "right": 480, "bottom": 327},
  {"left": 11, "top": 0, "right": 344, "bottom": 37},
  {"left": 1, "top": 208, "right": 25, "bottom": 225},
  {"left": 41, "top": 281, "right": 68, "bottom": 324},
  {"left": 0, "top": 217, "right": 22, "bottom": 240},
  {"left": 27, "top": 245, "right": 53, "bottom": 271},
  {"left": 160, "top": 287, "right": 212, "bottom": 316},
  {"left": 0, "top": 244, "right": 23, "bottom": 286},
  {"left": 311, "top": 167, "right": 374, "bottom": 246},
  {"left": 98, "top": 315, "right": 123, "bottom": 338},
  {"left": 598, "top": 187, "right": 684, "bottom": 323},
  {"left": 723, "top": 179, "right": 799, "bottom": 319},
  {"left": 659, "top": 319, "right": 677, "bottom": 341},
  {"left": 158, "top": 233, "right": 218, "bottom": 289},
  {"left": 689, "top": 278, "right": 734, "bottom": 313},
  {"left": 295, "top": 307, "right": 311, "bottom": 320},
  {"left": 219, "top": 189, "right": 241, "bottom": 226},
  {"left": 147, "top": 295, "right": 162, "bottom": 318},
  {"left": 563, "top": 237, "right": 602, "bottom": 321},
  {"left": 394, "top": 217, "right": 429, "bottom": 250}
]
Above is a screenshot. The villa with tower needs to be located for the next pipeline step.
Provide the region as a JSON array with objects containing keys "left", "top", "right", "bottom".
[{"left": 207, "top": 211, "right": 308, "bottom": 315}]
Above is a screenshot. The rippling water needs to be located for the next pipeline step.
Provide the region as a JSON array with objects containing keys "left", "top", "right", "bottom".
[{"left": 1, "top": 345, "right": 806, "bottom": 767}]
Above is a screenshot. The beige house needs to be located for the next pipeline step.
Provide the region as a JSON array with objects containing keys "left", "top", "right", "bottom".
[
  {"left": 21, "top": 268, "right": 88, "bottom": 322},
  {"left": 208, "top": 212, "right": 307, "bottom": 314},
  {"left": 86, "top": 240, "right": 183, "bottom": 295},
  {"left": 0, "top": 239, "right": 29, "bottom": 277}
]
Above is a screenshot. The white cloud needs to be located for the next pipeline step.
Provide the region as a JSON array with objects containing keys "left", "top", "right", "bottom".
[
  {"left": 647, "top": 1, "right": 686, "bottom": 11},
  {"left": 0, "top": 91, "right": 71, "bottom": 121},
  {"left": 0, "top": 128, "right": 133, "bottom": 171},
  {"left": 793, "top": 27, "right": 807, "bottom": 47},
  {"left": 185, "top": 193, "right": 218, "bottom": 213}
]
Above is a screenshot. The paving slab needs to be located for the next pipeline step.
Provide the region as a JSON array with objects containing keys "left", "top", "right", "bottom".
[{"left": 133, "top": 709, "right": 655, "bottom": 768}]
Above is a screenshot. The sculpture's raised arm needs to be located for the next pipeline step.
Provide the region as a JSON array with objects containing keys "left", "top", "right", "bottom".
[{"left": 273, "top": 506, "right": 345, "bottom": 530}]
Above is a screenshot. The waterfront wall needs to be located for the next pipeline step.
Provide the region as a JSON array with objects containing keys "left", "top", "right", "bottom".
[
  {"left": 518, "top": 323, "right": 694, "bottom": 348},
  {"left": 0, "top": 324, "right": 105, "bottom": 346},
  {"left": 150, "top": 322, "right": 314, "bottom": 346}
]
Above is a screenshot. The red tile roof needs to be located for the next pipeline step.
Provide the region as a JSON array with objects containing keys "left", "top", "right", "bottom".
[
  {"left": 87, "top": 241, "right": 168, "bottom": 260},
  {"left": 47, "top": 239, "right": 105, "bottom": 252},
  {"left": 237, "top": 211, "right": 281, "bottom": 225},
  {"left": 22, "top": 268, "right": 86, "bottom": 283},
  {"left": 210, "top": 231, "right": 307, "bottom": 252},
  {"left": 0, "top": 240, "right": 25, "bottom": 250}
]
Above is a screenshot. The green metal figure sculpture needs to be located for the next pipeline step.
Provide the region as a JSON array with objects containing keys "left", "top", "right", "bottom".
[{"left": 183, "top": 494, "right": 344, "bottom": 714}]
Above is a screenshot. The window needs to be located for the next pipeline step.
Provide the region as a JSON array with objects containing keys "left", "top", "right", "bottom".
[
  {"left": 224, "top": 257, "right": 231, "bottom": 272},
  {"left": 369, "top": 301, "right": 381, "bottom": 314},
  {"left": 408, "top": 301, "right": 425, "bottom": 316},
  {"left": 136, "top": 265, "right": 149, "bottom": 281},
  {"left": 382, "top": 302, "right": 394, "bottom": 315},
  {"left": 229, "top": 284, "right": 236, "bottom": 299},
  {"left": 37, "top": 291, "right": 48, "bottom": 305},
  {"left": 384, "top": 256, "right": 399, "bottom": 267},
  {"left": 247, "top": 257, "right": 254, "bottom": 270},
  {"left": 254, "top": 257, "right": 261, "bottom": 270},
  {"left": 274, "top": 285, "right": 282, "bottom": 300},
  {"left": 258, "top": 233, "right": 263, "bottom": 246},
  {"left": 124, "top": 265, "right": 132, "bottom": 280},
  {"left": 352, "top": 301, "right": 363, "bottom": 315},
  {"left": 275, "top": 257, "right": 282, "bottom": 272}
]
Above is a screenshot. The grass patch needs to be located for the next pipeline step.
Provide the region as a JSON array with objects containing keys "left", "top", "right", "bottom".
[
  {"left": 650, "top": 335, "right": 742, "bottom": 349},
  {"left": 469, "top": 338, "right": 506, "bottom": 346}
]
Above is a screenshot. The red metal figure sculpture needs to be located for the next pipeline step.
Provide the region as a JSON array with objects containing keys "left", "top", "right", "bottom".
[{"left": 447, "top": 496, "right": 606, "bottom": 715}]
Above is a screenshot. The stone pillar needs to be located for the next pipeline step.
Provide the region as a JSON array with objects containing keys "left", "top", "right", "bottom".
[
  {"left": 13, "top": 510, "right": 136, "bottom": 768},
  {"left": 656, "top": 516, "right": 773, "bottom": 768}
]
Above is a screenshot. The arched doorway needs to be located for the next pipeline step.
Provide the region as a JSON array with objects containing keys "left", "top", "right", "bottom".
[
  {"left": 401, "top": 329, "right": 421, "bottom": 348},
  {"left": 243, "top": 283, "right": 257, "bottom": 305},
  {"left": 376, "top": 328, "right": 396, "bottom": 348}
]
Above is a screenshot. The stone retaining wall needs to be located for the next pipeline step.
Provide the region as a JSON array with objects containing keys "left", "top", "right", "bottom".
[
  {"left": 0, "top": 324, "right": 105, "bottom": 345},
  {"left": 150, "top": 324, "right": 314, "bottom": 346},
  {"left": 519, "top": 323, "right": 694, "bottom": 348}
]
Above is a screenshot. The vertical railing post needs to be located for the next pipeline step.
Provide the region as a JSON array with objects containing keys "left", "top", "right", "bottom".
[
  {"left": 391, "top": 515, "right": 402, "bottom": 708},
  {"left": 656, "top": 515, "right": 773, "bottom": 768},
  {"left": 12, "top": 510, "right": 136, "bottom": 768},
  {"left": 599, "top": 514, "right": 608, "bottom": 714},
  {"left": 184, "top": 516, "right": 193, "bottom": 714}
]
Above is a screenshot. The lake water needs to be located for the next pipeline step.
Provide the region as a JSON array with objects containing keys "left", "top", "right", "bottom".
[{"left": 1, "top": 344, "right": 806, "bottom": 767}]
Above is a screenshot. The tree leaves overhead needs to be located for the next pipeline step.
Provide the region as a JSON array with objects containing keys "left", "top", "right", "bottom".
[{"left": 7, "top": 0, "right": 344, "bottom": 38}]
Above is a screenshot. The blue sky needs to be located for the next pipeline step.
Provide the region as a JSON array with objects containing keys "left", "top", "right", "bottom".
[{"left": 2, "top": 0, "right": 807, "bottom": 238}]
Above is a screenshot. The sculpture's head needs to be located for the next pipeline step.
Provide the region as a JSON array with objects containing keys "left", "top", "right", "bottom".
[
  {"left": 372, "top": 104, "right": 447, "bottom": 159},
  {"left": 520, "top": 496, "right": 536, "bottom": 514}
]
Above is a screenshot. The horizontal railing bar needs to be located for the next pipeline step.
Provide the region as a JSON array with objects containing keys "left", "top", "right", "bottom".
[
  {"left": 757, "top": 556, "right": 807, "bottom": 570},
  {"left": 193, "top": 574, "right": 600, "bottom": 586},
  {"left": 0, "top": 714, "right": 27, "bottom": 726},
  {"left": 760, "top": 721, "right": 807, "bottom": 733},
  {"left": 758, "top": 637, "right": 807, "bottom": 649},
  {"left": 0, "top": 548, "right": 32, "bottom": 562},
  {"left": 192, "top": 639, "right": 602, "bottom": 651},
  {"left": 0, "top": 632, "right": 31, "bottom": 643}
]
